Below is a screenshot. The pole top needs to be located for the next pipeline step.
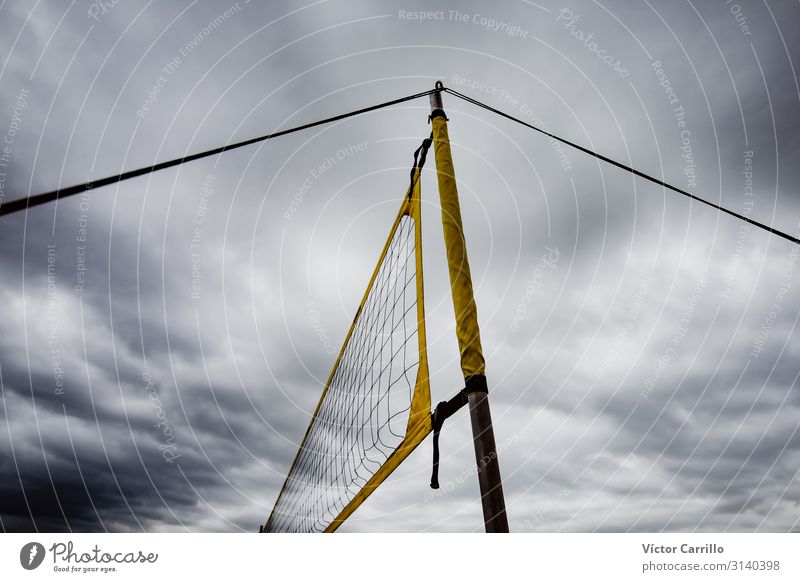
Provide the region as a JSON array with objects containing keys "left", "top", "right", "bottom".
[{"left": 430, "top": 80, "right": 445, "bottom": 114}]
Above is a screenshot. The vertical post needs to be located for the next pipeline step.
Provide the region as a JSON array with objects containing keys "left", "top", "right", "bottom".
[{"left": 429, "top": 81, "right": 509, "bottom": 533}]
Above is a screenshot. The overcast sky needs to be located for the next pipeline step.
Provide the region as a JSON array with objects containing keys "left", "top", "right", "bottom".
[{"left": 1, "top": 0, "right": 799, "bottom": 533}]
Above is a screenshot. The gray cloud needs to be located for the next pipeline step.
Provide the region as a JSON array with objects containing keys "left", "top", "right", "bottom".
[{"left": 1, "top": 0, "right": 799, "bottom": 532}]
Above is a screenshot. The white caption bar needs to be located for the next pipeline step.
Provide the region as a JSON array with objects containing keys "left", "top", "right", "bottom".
[{"left": 1, "top": 533, "right": 797, "bottom": 581}]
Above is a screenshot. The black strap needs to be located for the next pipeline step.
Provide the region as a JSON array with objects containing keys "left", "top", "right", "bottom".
[
  {"left": 430, "top": 390, "right": 467, "bottom": 489},
  {"left": 464, "top": 374, "right": 488, "bottom": 395},
  {"left": 430, "top": 419, "right": 442, "bottom": 489},
  {"left": 408, "top": 133, "right": 433, "bottom": 197},
  {"left": 429, "top": 375, "right": 488, "bottom": 489},
  {"left": 428, "top": 109, "right": 448, "bottom": 123}
]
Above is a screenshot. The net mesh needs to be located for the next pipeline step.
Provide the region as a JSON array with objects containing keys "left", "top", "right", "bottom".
[{"left": 267, "top": 202, "right": 426, "bottom": 533}]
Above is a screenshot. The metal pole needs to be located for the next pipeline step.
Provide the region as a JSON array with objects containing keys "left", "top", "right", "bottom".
[
  {"left": 429, "top": 81, "right": 509, "bottom": 533},
  {"left": 429, "top": 82, "right": 445, "bottom": 114},
  {"left": 466, "top": 390, "right": 508, "bottom": 532}
]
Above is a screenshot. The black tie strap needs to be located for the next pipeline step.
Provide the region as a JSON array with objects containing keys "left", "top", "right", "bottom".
[{"left": 430, "top": 376, "right": 489, "bottom": 489}]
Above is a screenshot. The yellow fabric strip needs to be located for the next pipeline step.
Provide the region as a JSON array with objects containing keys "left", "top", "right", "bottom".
[{"left": 431, "top": 115, "right": 486, "bottom": 378}]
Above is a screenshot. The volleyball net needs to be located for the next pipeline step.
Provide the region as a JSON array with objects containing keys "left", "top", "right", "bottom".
[{"left": 264, "top": 139, "right": 433, "bottom": 533}]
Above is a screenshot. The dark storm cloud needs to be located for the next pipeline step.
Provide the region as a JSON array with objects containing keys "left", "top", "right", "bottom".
[{"left": 1, "top": 0, "right": 799, "bottom": 533}]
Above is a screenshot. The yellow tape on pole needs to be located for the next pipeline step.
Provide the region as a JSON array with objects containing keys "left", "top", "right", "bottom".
[
  {"left": 430, "top": 98, "right": 508, "bottom": 532},
  {"left": 431, "top": 115, "right": 486, "bottom": 379}
]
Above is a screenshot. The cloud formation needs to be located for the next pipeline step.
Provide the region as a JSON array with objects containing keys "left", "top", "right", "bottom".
[{"left": 1, "top": 0, "right": 799, "bottom": 532}]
